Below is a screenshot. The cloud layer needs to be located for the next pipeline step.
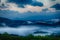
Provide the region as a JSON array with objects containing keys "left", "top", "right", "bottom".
[
  {"left": 8, "top": 0, "right": 43, "bottom": 7},
  {"left": 0, "top": 0, "right": 60, "bottom": 13},
  {"left": 51, "top": 4, "right": 60, "bottom": 10}
]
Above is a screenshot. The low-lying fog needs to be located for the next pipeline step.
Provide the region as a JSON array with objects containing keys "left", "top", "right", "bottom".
[{"left": 0, "top": 25, "right": 60, "bottom": 36}]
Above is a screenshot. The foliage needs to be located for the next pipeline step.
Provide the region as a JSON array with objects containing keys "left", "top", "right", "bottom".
[{"left": 0, "top": 32, "right": 60, "bottom": 40}]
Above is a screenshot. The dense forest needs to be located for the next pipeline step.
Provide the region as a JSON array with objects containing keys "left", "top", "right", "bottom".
[{"left": 0, "top": 32, "right": 60, "bottom": 40}]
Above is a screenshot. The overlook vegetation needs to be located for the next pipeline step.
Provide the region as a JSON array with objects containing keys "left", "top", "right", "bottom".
[{"left": 0, "top": 32, "right": 60, "bottom": 40}]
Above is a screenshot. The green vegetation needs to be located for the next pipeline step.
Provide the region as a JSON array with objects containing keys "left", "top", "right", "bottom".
[{"left": 0, "top": 32, "right": 60, "bottom": 40}]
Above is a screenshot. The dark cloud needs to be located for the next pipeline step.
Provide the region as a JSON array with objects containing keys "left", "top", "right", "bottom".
[
  {"left": 51, "top": 4, "right": 60, "bottom": 10},
  {"left": 31, "top": 1, "right": 43, "bottom": 7},
  {"left": 51, "top": 0, "right": 56, "bottom": 1},
  {"left": 0, "top": 4, "right": 7, "bottom": 8},
  {"left": 42, "top": 9, "right": 48, "bottom": 11},
  {"left": 8, "top": 0, "right": 32, "bottom": 5},
  {"left": 8, "top": 0, "right": 43, "bottom": 7}
]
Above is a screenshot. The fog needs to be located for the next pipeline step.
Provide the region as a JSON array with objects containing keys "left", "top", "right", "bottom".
[{"left": 0, "top": 25, "right": 60, "bottom": 36}]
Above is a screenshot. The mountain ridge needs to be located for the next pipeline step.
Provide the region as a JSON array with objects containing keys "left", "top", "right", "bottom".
[{"left": 0, "top": 17, "right": 60, "bottom": 27}]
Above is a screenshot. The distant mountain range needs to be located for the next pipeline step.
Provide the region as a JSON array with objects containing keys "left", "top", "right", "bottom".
[
  {"left": 0, "top": 17, "right": 27, "bottom": 27},
  {"left": 0, "top": 17, "right": 60, "bottom": 27}
]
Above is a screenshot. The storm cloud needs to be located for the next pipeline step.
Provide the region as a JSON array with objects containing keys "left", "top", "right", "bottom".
[
  {"left": 0, "top": 0, "right": 60, "bottom": 13},
  {"left": 51, "top": 4, "right": 60, "bottom": 10},
  {"left": 8, "top": 0, "right": 43, "bottom": 7}
]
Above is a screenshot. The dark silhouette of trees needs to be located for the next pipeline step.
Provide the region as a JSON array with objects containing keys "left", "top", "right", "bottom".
[{"left": 0, "top": 32, "right": 60, "bottom": 40}]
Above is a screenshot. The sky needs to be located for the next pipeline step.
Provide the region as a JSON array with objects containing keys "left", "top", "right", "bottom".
[{"left": 0, "top": 0, "right": 60, "bottom": 20}]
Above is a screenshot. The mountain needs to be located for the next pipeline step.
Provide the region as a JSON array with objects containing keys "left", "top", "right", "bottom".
[
  {"left": 0, "top": 17, "right": 60, "bottom": 27},
  {"left": 46, "top": 19, "right": 60, "bottom": 25},
  {"left": 0, "top": 17, "right": 27, "bottom": 27},
  {"left": 31, "top": 19, "right": 60, "bottom": 26}
]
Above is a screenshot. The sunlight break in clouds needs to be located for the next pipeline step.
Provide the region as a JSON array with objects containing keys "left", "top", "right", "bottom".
[
  {"left": 8, "top": 4, "right": 44, "bottom": 13},
  {"left": 0, "top": 0, "right": 7, "bottom": 4},
  {"left": 0, "top": 0, "right": 58, "bottom": 13},
  {"left": 0, "top": 3, "right": 56, "bottom": 13},
  {"left": 0, "top": 3, "right": 43, "bottom": 13},
  {"left": 0, "top": 0, "right": 7, "bottom": 6},
  {"left": 0, "top": 0, "right": 44, "bottom": 13}
]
